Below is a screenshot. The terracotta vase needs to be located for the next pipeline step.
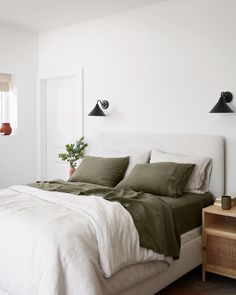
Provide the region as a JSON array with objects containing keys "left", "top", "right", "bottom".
[
  {"left": 0, "top": 123, "right": 12, "bottom": 135},
  {"left": 69, "top": 165, "right": 75, "bottom": 177}
]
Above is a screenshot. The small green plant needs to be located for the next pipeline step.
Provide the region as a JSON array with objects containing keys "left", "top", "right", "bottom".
[{"left": 58, "top": 136, "right": 88, "bottom": 167}]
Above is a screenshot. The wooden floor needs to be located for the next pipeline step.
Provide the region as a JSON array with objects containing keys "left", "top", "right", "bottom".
[{"left": 157, "top": 266, "right": 236, "bottom": 295}]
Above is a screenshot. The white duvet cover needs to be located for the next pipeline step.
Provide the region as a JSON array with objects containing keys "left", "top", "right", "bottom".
[{"left": 0, "top": 185, "right": 168, "bottom": 295}]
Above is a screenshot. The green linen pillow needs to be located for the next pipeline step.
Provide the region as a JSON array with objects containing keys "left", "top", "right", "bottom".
[
  {"left": 69, "top": 156, "right": 130, "bottom": 187},
  {"left": 116, "top": 162, "right": 195, "bottom": 197}
]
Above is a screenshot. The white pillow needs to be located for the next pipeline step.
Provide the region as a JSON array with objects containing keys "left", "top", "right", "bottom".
[
  {"left": 150, "top": 149, "right": 212, "bottom": 194},
  {"left": 90, "top": 151, "right": 151, "bottom": 177}
]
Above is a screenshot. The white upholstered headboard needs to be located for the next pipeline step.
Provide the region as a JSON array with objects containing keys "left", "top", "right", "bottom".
[{"left": 88, "top": 133, "right": 225, "bottom": 198}]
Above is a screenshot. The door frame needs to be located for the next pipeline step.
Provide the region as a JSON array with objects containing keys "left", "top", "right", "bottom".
[{"left": 37, "top": 67, "right": 84, "bottom": 180}]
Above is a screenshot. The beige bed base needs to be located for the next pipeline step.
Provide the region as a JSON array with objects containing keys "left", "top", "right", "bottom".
[{"left": 119, "top": 235, "right": 202, "bottom": 295}]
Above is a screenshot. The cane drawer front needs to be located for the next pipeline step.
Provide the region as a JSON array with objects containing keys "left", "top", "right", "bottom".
[{"left": 206, "top": 233, "right": 236, "bottom": 270}]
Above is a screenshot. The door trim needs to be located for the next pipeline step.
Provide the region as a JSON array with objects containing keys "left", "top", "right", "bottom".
[{"left": 37, "top": 67, "right": 84, "bottom": 180}]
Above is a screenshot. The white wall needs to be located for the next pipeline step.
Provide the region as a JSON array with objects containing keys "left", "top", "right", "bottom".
[
  {"left": 0, "top": 26, "right": 37, "bottom": 188},
  {"left": 38, "top": 0, "right": 236, "bottom": 194}
]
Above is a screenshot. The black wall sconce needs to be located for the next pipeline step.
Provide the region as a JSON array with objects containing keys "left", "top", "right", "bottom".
[
  {"left": 88, "top": 100, "right": 109, "bottom": 116},
  {"left": 210, "top": 91, "right": 234, "bottom": 113}
]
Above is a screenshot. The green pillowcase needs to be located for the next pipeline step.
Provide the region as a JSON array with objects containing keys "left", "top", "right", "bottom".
[
  {"left": 69, "top": 156, "right": 130, "bottom": 187},
  {"left": 116, "top": 162, "right": 195, "bottom": 197}
]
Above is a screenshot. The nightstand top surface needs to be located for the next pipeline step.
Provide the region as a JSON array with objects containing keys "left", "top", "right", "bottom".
[{"left": 203, "top": 204, "right": 236, "bottom": 217}]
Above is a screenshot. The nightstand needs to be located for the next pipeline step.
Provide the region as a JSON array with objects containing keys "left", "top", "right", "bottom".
[{"left": 202, "top": 204, "right": 236, "bottom": 281}]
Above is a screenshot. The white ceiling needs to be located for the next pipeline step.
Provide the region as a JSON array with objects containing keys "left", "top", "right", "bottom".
[{"left": 0, "top": 0, "right": 165, "bottom": 32}]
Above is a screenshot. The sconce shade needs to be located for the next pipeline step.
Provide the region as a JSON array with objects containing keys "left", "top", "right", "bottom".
[
  {"left": 88, "top": 100, "right": 109, "bottom": 116},
  {"left": 88, "top": 103, "right": 106, "bottom": 116},
  {"left": 210, "top": 92, "right": 234, "bottom": 113}
]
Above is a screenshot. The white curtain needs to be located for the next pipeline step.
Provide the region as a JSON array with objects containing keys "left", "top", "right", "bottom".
[
  {"left": 0, "top": 73, "right": 11, "bottom": 92},
  {"left": 0, "top": 74, "right": 11, "bottom": 123}
]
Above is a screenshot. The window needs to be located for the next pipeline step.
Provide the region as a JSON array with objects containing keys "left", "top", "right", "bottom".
[{"left": 0, "top": 73, "right": 16, "bottom": 134}]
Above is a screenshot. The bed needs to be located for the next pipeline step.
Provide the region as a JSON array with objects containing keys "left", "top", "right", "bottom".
[{"left": 0, "top": 133, "right": 224, "bottom": 295}]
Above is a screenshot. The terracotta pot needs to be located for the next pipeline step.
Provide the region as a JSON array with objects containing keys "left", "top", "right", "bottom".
[
  {"left": 0, "top": 123, "right": 12, "bottom": 135},
  {"left": 69, "top": 165, "right": 76, "bottom": 177}
]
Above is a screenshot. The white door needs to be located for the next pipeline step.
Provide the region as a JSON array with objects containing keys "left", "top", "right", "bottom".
[{"left": 43, "top": 73, "right": 83, "bottom": 180}]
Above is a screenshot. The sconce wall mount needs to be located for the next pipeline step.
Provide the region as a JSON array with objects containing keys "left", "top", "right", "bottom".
[
  {"left": 99, "top": 100, "right": 109, "bottom": 109},
  {"left": 220, "top": 91, "right": 233, "bottom": 103}
]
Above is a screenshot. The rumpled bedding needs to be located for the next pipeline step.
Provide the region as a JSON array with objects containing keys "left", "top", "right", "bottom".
[
  {"left": 29, "top": 180, "right": 182, "bottom": 257},
  {"left": 0, "top": 185, "right": 168, "bottom": 295}
]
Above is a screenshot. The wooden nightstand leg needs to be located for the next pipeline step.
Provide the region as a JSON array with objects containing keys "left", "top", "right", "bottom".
[{"left": 202, "top": 267, "right": 206, "bottom": 282}]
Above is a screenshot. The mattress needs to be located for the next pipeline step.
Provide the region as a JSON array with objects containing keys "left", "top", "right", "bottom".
[
  {"left": 180, "top": 226, "right": 201, "bottom": 245},
  {"left": 160, "top": 192, "right": 213, "bottom": 235}
]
